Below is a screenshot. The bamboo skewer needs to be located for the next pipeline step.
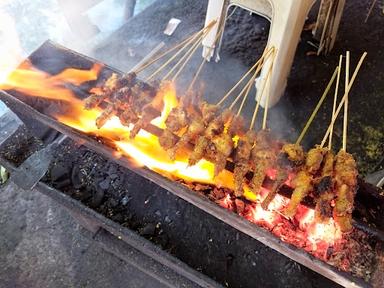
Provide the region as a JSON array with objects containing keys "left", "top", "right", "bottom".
[
  {"left": 187, "top": 57, "right": 207, "bottom": 92},
  {"left": 134, "top": 33, "right": 199, "bottom": 74},
  {"left": 229, "top": 49, "right": 272, "bottom": 111},
  {"left": 186, "top": 22, "right": 227, "bottom": 92},
  {"left": 229, "top": 71, "right": 257, "bottom": 110},
  {"left": 146, "top": 20, "right": 216, "bottom": 82},
  {"left": 171, "top": 22, "right": 221, "bottom": 82},
  {"left": 262, "top": 49, "right": 276, "bottom": 130},
  {"left": 163, "top": 31, "right": 206, "bottom": 81},
  {"left": 249, "top": 47, "right": 276, "bottom": 130},
  {"left": 328, "top": 55, "right": 343, "bottom": 150},
  {"left": 317, "top": 2, "right": 333, "bottom": 55},
  {"left": 217, "top": 47, "right": 274, "bottom": 106},
  {"left": 365, "top": 0, "right": 378, "bottom": 23},
  {"left": 342, "top": 51, "right": 350, "bottom": 151},
  {"left": 320, "top": 52, "right": 367, "bottom": 147},
  {"left": 146, "top": 32, "right": 202, "bottom": 81},
  {"left": 236, "top": 69, "right": 258, "bottom": 116},
  {"left": 295, "top": 66, "right": 339, "bottom": 145}
]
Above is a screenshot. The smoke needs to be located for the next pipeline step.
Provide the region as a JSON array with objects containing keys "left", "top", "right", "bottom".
[{"left": 0, "top": 0, "right": 297, "bottom": 138}]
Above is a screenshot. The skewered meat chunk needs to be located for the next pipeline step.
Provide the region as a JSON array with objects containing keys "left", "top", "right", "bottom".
[
  {"left": 205, "top": 117, "right": 225, "bottom": 138},
  {"left": 235, "top": 131, "right": 255, "bottom": 161},
  {"left": 321, "top": 150, "right": 334, "bottom": 177},
  {"left": 211, "top": 133, "right": 234, "bottom": 176},
  {"left": 84, "top": 73, "right": 119, "bottom": 110},
  {"left": 250, "top": 130, "right": 276, "bottom": 194},
  {"left": 284, "top": 170, "right": 313, "bottom": 217},
  {"left": 129, "top": 82, "right": 165, "bottom": 138},
  {"left": 170, "top": 117, "right": 205, "bottom": 160},
  {"left": 281, "top": 143, "right": 305, "bottom": 166},
  {"left": 130, "top": 81, "right": 159, "bottom": 115},
  {"left": 118, "top": 106, "right": 139, "bottom": 126},
  {"left": 314, "top": 150, "right": 335, "bottom": 222},
  {"left": 129, "top": 105, "right": 162, "bottom": 139},
  {"left": 188, "top": 136, "right": 210, "bottom": 166},
  {"left": 165, "top": 106, "right": 189, "bottom": 133},
  {"left": 334, "top": 150, "right": 358, "bottom": 187},
  {"left": 200, "top": 101, "right": 219, "bottom": 124},
  {"left": 334, "top": 184, "right": 355, "bottom": 232},
  {"left": 159, "top": 129, "right": 179, "bottom": 151},
  {"left": 188, "top": 110, "right": 231, "bottom": 166},
  {"left": 261, "top": 168, "right": 287, "bottom": 209},
  {"left": 85, "top": 72, "right": 136, "bottom": 110},
  {"left": 228, "top": 115, "right": 245, "bottom": 137},
  {"left": 233, "top": 131, "right": 256, "bottom": 196},
  {"left": 95, "top": 105, "right": 115, "bottom": 129},
  {"left": 315, "top": 176, "right": 334, "bottom": 221},
  {"left": 233, "top": 163, "right": 249, "bottom": 197},
  {"left": 306, "top": 146, "right": 327, "bottom": 174},
  {"left": 84, "top": 91, "right": 108, "bottom": 110},
  {"left": 333, "top": 150, "right": 357, "bottom": 232}
]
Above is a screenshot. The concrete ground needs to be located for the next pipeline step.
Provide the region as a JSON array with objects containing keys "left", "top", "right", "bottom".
[{"left": 0, "top": 182, "right": 165, "bottom": 288}]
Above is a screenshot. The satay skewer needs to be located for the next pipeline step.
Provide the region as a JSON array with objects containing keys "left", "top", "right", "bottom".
[
  {"left": 229, "top": 69, "right": 258, "bottom": 110},
  {"left": 320, "top": 52, "right": 367, "bottom": 147},
  {"left": 228, "top": 50, "right": 270, "bottom": 111},
  {"left": 328, "top": 55, "right": 343, "bottom": 149},
  {"left": 236, "top": 69, "right": 258, "bottom": 116},
  {"left": 342, "top": 51, "right": 350, "bottom": 151},
  {"left": 134, "top": 34, "right": 197, "bottom": 74},
  {"left": 217, "top": 47, "right": 274, "bottom": 106},
  {"left": 295, "top": 66, "right": 339, "bottom": 145},
  {"left": 262, "top": 48, "right": 276, "bottom": 130},
  {"left": 146, "top": 20, "right": 217, "bottom": 82},
  {"left": 164, "top": 32, "right": 206, "bottom": 81},
  {"left": 163, "top": 23, "right": 216, "bottom": 81}
]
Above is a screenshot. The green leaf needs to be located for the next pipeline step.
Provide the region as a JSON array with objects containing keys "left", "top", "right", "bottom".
[{"left": 0, "top": 166, "right": 9, "bottom": 184}]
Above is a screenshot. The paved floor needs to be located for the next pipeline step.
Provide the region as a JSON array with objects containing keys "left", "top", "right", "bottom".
[{"left": 0, "top": 182, "right": 166, "bottom": 288}]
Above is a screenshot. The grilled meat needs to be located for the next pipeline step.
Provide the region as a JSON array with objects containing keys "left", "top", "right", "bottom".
[
  {"left": 261, "top": 168, "right": 288, "bottom": 210},
  {"left": 95, "top": 105, "right": 115, "bottom": 129},
  {"left": 170, "top": 117, "right": 205, "bottom": 160},
  {"left": 188, "top": 109, "right": 232, "bottom": 166},
  {"left": 314, "top": 150, "right": 335, "bottom": 222},
  {"left": 333, "top": 150, "right": 357, "bottom": 232},
  {"left": 250, "top": 130, "right": 276, "bottom": 194},
  {"left": 233, "top": 131, "right": 256, "bottom": 196},
  {"left": 306, "top": 146, "right": 327, "bottom": 175},
  {"left": 159, "top": 129, "right": 179, "bottom": 151},
  {"left": 200, "top": 101, "right": 219, "bottom": 124},
  {"left": 129, "top": 105, "right": 162, "bottom": 139},
  {"left": 165, "top": 106, "right": 189, "bottom": 133},
  {"left": 189, "top": 136, "right": 210, "bottom": 166},
  {"left": 284, "top": 170, "right": 313, "bottom": 217},
  {"left": 211, "top": 133, "right": 234, "bottom": 176},
  {"left": 280, "top": 143, "right": 305, "bottom": 166},
  {"left": 85, "top": 72, "right": 136, "bottom": 110}
]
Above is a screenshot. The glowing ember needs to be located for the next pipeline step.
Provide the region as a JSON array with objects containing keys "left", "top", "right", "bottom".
[{"left": 0, "top": 62, "right": 343, "bottom": 260}]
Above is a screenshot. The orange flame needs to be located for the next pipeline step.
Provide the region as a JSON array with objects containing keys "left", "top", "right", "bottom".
[{"left": 0, "top": 62, "right": 343, "bottom": 256}]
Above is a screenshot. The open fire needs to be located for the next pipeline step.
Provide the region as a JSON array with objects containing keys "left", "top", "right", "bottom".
[{"left": 0, "top": 59, "right": 347, "bottom": 265}]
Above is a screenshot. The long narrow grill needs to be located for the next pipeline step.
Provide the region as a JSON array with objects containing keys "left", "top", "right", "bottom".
[{"left": 1, "top": 41, "right": 383, "bottom": 288}]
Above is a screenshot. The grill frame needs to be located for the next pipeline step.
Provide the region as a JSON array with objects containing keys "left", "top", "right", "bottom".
[{"left": 1, "top": 40, "right": 382, "bottom": 287}]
